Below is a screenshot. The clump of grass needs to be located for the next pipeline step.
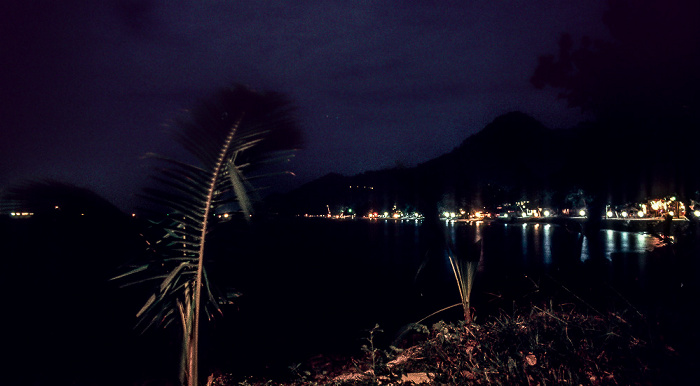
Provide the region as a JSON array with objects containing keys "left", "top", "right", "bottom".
[
  {"left": 446, "top": 239, "right": 482, "bottom": 323},
  {"left": 448, "top": 255, "right": 479, "bottom": 323}
]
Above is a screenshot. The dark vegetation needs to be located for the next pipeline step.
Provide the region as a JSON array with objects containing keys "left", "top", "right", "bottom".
[{"left": 216, "top": 309, "right": 674, "bottom": 386}]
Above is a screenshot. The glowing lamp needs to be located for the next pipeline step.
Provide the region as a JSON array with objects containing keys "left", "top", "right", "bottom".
[{"left": 579, "top": 209, "right": 586, "bottom": 217}]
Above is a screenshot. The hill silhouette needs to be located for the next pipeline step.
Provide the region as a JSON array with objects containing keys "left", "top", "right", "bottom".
[
  {"left": 275, "top": 112, "right": 560, "bottom": 215},
  {"left": 272, "top": 111, "right": 699, "bottom": 217}
]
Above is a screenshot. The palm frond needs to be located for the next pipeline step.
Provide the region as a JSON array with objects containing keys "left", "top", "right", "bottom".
[
  {"left": 227, "top": 159, "right": 254, "bottom": 218},
  {"left": 114, "top": 84, "right": 301, "bottom": 386}
]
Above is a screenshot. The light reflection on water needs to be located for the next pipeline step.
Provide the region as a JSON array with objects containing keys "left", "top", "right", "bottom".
[
  {"left": 442, "top": 221, "right": 660, "bottom": 285},
  {"left": 543, "top": 224, "right": 552, "bottom": 264},
  {"left": 220, "top": 218, "right": 678, "bottom": 369},
  {"left": 580, "top": 228, "right": 655, "bottom": 262},
  {"left": 418, "top": 221, "right": 670, "bottom": 310},
  {"left": 581, "top": 235, "right": 590, "bottom": 262},
  {"left": 530, "top": 223, "right": 554, "bottom": 265},
  {"left": 521, "top": 223, "right": 528, "bottom": 260},
  {"left": 371, "top": 220, "right": 658, "bottom": 270}
]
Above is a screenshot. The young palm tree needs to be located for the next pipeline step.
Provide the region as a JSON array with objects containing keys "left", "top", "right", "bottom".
[
  {"left": 447, "top": 248, "right": 480, "bottom": 322},
  {"left": 445, "top": 225, "right": 482, "bottom": 323},
  {"left": 114, "top": 84, "right": 301, "bottom": 386}
]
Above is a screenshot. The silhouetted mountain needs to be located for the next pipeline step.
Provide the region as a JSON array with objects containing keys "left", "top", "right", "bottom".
[
  {"left": 275, "top": 112, "right": 560, "bottom": 215},
  {"left": 417, "top": 111, "right": 565, "bottom": 201},
  {"left": 274, "top": 111, "right": 699, "bottom": 216}
]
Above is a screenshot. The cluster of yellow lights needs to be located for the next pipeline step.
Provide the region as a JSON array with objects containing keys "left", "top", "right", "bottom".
[
  {"left": 367, "top": 211, "right": 422, "bottom": 219},
  {"left": 9, "top": 212, "right": 33, "bottom": 216},
  {"left": 603, "top": 196, "right": 692, "bottom": 218}
]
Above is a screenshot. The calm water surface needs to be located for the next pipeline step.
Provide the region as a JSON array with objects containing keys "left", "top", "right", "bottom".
[{"left": 212, "top": 218, "right": 679, "bottom": 375}]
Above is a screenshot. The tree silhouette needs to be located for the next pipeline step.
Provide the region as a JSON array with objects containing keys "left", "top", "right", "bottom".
[
  {"left": 531, "top": 0, "right": 700, "bottom": 205},
  {"left": 532, "top": 0, "right": 700, "bottom": 121}
]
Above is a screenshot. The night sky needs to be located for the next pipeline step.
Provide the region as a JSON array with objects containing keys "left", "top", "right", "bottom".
[{"left": 1, "top": 1, "right": 610, "bottom": 211}]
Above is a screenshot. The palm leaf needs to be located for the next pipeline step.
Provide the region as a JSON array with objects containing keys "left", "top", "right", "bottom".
[
  {"left": 114, "top": 84, "right": 301, "bottom": 386},
  {"left": 227, "top": 159, "right": 254, "bottom": 218}
]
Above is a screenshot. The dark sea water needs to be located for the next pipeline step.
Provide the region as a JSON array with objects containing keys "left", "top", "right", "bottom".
[
  {"left": 4, "top": 215, "right": 696, "bottom": 384},
  {"left": 205, "top": 218, "right": 696, "bottom": 378}
]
